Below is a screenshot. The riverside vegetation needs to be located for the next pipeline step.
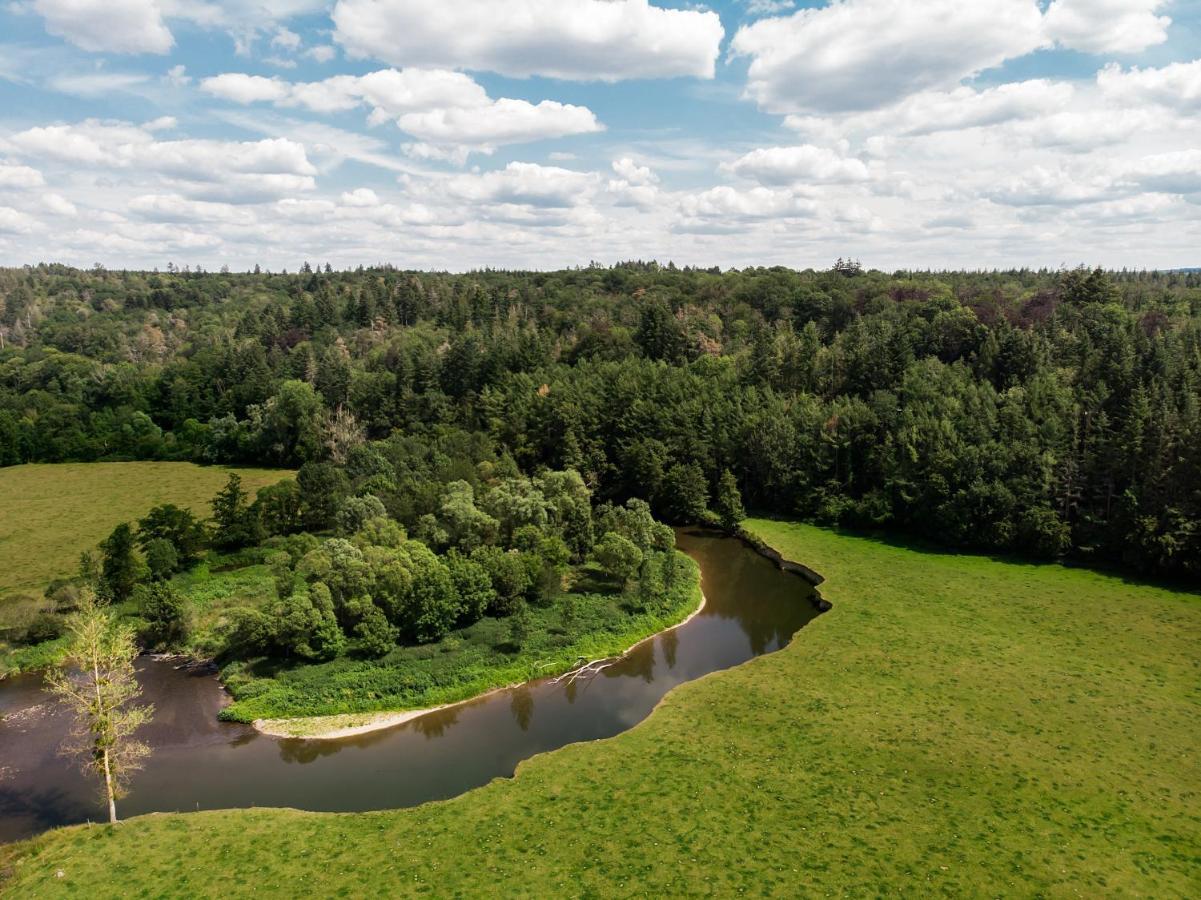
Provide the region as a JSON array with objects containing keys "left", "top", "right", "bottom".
[{"left": 1, "top": 520, "right": 1196, "bottom": 895}]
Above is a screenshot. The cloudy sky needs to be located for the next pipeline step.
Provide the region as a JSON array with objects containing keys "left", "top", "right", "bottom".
[{"left": 0, "top": 0, "right": 1199, "bottom": 271}]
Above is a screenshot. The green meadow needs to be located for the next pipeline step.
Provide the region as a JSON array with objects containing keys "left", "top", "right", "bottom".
[
  {"left": 0, "top": 462, "right": 290, "bottom": 599},
  {"left": 3, "top": 519, "right": 1198, "bottom": 896}
]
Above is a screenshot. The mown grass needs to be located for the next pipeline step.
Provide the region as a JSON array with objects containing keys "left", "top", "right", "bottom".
[
  {"left": 3, "top": 519, "right": 1198, "bottom": 896},
  {"left": 220, "top": 556, "right": 702, "bottom": 726},
  {"left": 0, "top": 462, "right": 290, "bottom": 600}
]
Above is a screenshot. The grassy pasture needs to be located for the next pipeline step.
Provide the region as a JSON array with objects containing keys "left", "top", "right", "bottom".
[
  {"left": 2, "top": 520, "right": 1198, "bottom": 896},
  {"left": 0, "top": 462, "right": 290, "bottom": 601}
]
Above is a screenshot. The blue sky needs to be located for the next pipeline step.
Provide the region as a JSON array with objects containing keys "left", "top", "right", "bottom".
[{"left": 0, "top": 0, "right": 1199, "bottom": 270}]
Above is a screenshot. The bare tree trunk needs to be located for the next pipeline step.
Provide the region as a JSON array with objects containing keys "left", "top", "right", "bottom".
[
  {"left": 102, "top": 749, "right": 117, "bottom": 824},
  {"left": 93, "top": 651, "right": 118, "bottom": 823}
]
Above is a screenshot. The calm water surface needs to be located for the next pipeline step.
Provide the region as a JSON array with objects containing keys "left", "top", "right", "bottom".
[{"left": 0, "top": 530, "right": 819, "bottom": 843}]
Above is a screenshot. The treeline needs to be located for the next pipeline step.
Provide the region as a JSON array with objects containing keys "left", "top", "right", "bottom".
[{"left": 2, "top": 262, "right": 1199, "bottom": 578}]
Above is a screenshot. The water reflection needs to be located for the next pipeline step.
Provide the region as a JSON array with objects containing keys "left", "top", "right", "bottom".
[
  {"left": 509, "top": 687, "right": 534, "bottom": 731},
  {"left": 1, "top": 529, "right": 820, "bottom": 843}
]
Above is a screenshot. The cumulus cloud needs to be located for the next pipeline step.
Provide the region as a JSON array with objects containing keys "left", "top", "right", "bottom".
[
  {"left": 4, "top": 120, "right": 317, "bottom": 201},
  {"left": 202, "top": 69, "right": 602, "bottom": 157},
  {"left": 1044, "top": 0, "right": 1170, "bottom": 54},
  {"left": 0, "top": 162, "right": 45, "bottom": 189},
  {"left": 42, "top": 193, "right": 77, "bottom": 216},
  {"left": 677, "top": 185, "right": 817, "bottom": 227},
  {"left": 397, "top": 99, "right": 601, "bottom": 152},
  {"left": 731, "top": 0, "right": 1046, "bottom": 114},
  {"left": 442, "top": 162, "right": 597, "bottom": 209},
  {"left": 33, "top": 0, "right": 173, "bottom": 54},
  {"left": 786, "top": 80, "right": 1076, "bottom": 141},
  {"left": 612, "top": 158, "right": 658, "bottom": 186},
  {"left": 0, "top": 206, "right": 37, "bottom": 234},
  {"left": 332, "top": 0, "right": 724, "bottom": 81},
  {"left": 1098, "top": 59, "right": 1201, "bottom": 113},
  {"left": 721, "top": 145, "right": 871, "bottom": 186}
]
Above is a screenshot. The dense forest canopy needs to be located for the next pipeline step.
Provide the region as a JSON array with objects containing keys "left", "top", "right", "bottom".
[{"left": 1, "top": 262, "right": 1199, "bottom": 579}]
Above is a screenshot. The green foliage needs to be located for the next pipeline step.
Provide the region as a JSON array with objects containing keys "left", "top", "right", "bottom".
[
  {"left": 100, "top": 522, "right": 139, "bottom": 602},
  {"left": 335, "top": 493, "right": 386, "bottom": 535},
  {"left": 354, "top": 605, "right": 398, "bottom": 657},
  {"left": 594, "top": 532, "right": 643, "bottom": 587},
  {"left": 254, "top": 479, "right": 303, "bottom": 536},
  {"left": 296, "top": 461, "right": 348, "bottom": 531},
  {"left": 470, "top": 545, "right": 533, "bottom": 614},
  {"left": 661, "top": 462, "right": 709, "bottom": 524},
  {"left": 274, "top": 582, "right": 344, "bottom": 661},
  {"left": 217, "top": 550, "right": 700, "bottom": 722},
  {"left": 4, "top": 263, "right": 1195, "bottom": 576},
  {"left": 507, "top": 600, "right": 532, "bottom": 650},
  {"left": 210, "top": 473, "right": 262, "bottom": 550},
  {"left": 143, "top": 537, "right": 179, "bottom": 581},
  {"left": 445, "top": 550, "right": 495, "bottom": 623},
  {"left": 137, "top": 582, "right": 189, "bottom": 649},
  {"left": 713, "top": 469, "right": 746, "bottom": 533},
  {"left": 137, "top": 504, "right": 207, "bottom": 567}
]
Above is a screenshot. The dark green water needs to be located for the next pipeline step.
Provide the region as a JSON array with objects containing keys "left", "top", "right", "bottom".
[{"left": 0, "top": 530, "right": 820, "bottom": 843}]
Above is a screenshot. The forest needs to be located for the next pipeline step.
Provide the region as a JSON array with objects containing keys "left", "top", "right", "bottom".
[{"left": 1, "top": 261, "right": 1199, "bottom": 580}]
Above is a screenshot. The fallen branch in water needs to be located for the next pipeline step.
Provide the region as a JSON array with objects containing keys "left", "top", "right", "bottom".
[{"left": 550, "top": 656, "right": 617, "bottom": 685}]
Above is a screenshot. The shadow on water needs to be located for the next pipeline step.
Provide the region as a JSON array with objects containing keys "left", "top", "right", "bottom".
[{"left": 0, "top": 529, "right": 823, "bottom": 843}]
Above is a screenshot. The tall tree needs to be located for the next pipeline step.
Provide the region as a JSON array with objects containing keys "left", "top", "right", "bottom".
[
  {"left": 100, "top": 523, "right": 139, "bottom": 602},
  {"left": 45, "top": 592, "right": 153, "bottom": 824},
  {"left": 714, "top": 469, "right": 746, "bottom": 534}
]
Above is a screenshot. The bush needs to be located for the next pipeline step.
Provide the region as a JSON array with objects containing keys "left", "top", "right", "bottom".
[
  {"left": 23, "top": 611, "right": 64, "bottom": 645},
  {"left": 138, "top": 582, "right": 189, "bottom": 649},
  {"left": 355, "top": 605, "right": 399, "bottom": 657},
  {"left": 336, "top": 494, "right": 387, "bottom": 535},
  {"left": 594, "top": 532, "right": 643, "bottom": 588},
  {"left": 144, "top": 538, "right": 179, "bottom": 581}
]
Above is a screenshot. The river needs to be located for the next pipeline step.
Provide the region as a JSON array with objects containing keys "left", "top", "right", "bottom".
[{"left": 0, "top": 528, "right": 821, "bottom": 843}]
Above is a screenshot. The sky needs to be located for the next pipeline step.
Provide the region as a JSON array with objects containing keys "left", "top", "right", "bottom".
[{"left": 0, "top": 0, "right": 1199, "bottom": 272}]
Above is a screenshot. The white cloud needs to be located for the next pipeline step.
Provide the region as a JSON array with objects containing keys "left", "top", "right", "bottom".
[
  {"left": 33, "top": 0, "right": 173, "bottom": 54},
  {"left": 731, "top": 0, "right": 1046, "bottom": 114},
  {"left": 340, "top": 187, "right": 380, "bottom": 207},
  {"left": 128, "top": 193, "right": 256, "bottom": 224},
  {"left": 201, "top": 73, "right": 292, "bottom": 104},
  {"left": 1122, "top": 150, "right": 1201, "bottom": 196},
  {"left": 332, "top": 0, "right": 724, "bottom": 81},
  {"left": 744, "top": 0, "right": 794, "bottom": 16},
  {"left": 42, "top": 193, "right": 77, "bottom": 216},
  {"left": 1098, "top": 59, "right": 1201, "bottom": 113},
  {"left": 46, "top": 71, "right": 152, "bottom": 96},
  {"left": 202, "top": 69, "right": 603, "bottom": 157},
  {"left": 397, "top": 99, "right": 601, "bottom": 152},
  {"left": 0, "top": 206, "right": 37, "bottom": 234},
  {"left": 786, "top": 80, "right": 1076, "bottom": 141},
  {"left": 271, "top": 26, "right": 301, "bottom": 51},
  {"left": 305, "top": 45, "right": 337, "bottom": 63},
  {"left": 0, "top": 161, "right": 45, "bottom": 188},
  {"left": 722, "top": 145, "right": 871, "bottom": 186},
  {"left": 443, "top": 162, "right": 596, "bottom": 209},
  {"left": 678, "top": 185, "right": 817, "bottom": 223},
  {"left": 1044, "top": 0, "right": 1170, "bottom": 54},
  {"left": 4, "top": 120, "right": 318, "bottom": 201},
  {"left": 612, "top": 158, "right": 658, "bottom": 186}
]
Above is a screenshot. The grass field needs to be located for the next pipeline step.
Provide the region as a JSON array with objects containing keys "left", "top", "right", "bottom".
[
  {"left": 2, "top": 519, "right": 1198, "bottom": 896},
  {"left": 0, "top": 462, "right": 291, "bottom": 600}
]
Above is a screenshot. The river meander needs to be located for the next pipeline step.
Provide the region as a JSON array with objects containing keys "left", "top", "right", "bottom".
[{"left": 0, "top": 529, "right": 821, "bottom": 843}]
